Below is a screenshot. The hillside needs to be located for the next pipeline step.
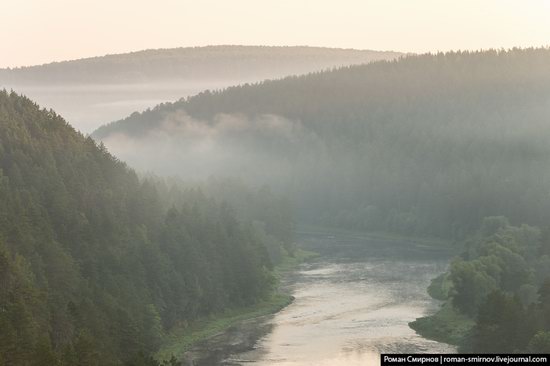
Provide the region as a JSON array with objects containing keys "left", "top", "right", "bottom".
[
  {"left": 0, "top": 91, "right": 291, "bottom": 365},
  {"left": 0, "top": 46, "right": 401, "bottom": 85},
  {"left": 0, "top": 46, "right": 400, "bottom": 133},
  {"left": 93, "top": 48, "right": 550, "bottom": 239}
]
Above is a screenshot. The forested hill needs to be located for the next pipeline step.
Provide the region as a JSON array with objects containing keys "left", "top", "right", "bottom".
[
  {"left": 92, "top": 48, "right": 550, "bottom": 239},
  {"left": 0, "top": 91, "right": 291, "bottom": 365},
  {"left": 0, "top": 46, "right": 401, "bottom": 85}
]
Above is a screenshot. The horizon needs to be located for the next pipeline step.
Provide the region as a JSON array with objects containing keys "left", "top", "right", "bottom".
[
  {"left": 3, "top": 44, "right": 550, "bottom": 70},
  {"left": 2, "top": 0, "right": 549, "bottom": 68},
  {"left": 2, "top": 44, "right": 403, "bottom": 69},
  {"left": 3, "top": 2, "right": 550, "bottom": 364}
]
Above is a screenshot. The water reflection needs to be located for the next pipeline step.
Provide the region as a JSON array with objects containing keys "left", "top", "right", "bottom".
[{"left": 196, "top": 230, "right": 456, "bottom": 365}]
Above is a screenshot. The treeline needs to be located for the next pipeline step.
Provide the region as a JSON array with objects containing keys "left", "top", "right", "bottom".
[
  {"left": 0, "top": 46, "right": 400, "bottom": 85},
  {"left": 93, "top": 48, "right": 550, "bottom": 240},
  {"left": 155, "top": 177, "right": 295, "bottom": 264},
  {"left": 0, "top": 91, "right": 293, "bottom": 365},
  {"left": 421, "top": 217, "right": 550, "bottom": 352}
]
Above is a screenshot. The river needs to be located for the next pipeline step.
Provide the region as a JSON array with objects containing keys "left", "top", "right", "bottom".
[{"left": 189, "top": 228, "right": 457, "bottom": 365}]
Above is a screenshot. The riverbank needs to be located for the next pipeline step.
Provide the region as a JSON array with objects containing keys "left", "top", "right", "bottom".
[
  {"left": 156, "top": 248, "right": 318, "bottom": 362},
  {"left": 296, "top": 224, "right": 457, "bottom": 252},
  {"left": 298, "top": 225, "right": 467, "bottom": 347},
  {"left": 218, "top": 227, "right": 456, "bottom": 364},
  {"left": 409, "top": 274, "right": 474, "bottom": 349},
  {"left": 409, "top": 302, "right": 474, "bottom": 347}
]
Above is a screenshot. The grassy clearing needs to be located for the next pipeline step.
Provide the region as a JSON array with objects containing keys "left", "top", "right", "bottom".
[
  {"left": 156, "top": 248, "right": 318, "bottom": 361},
  {"left": 409, "top": 301, "right": 474, "bottom": 347}
]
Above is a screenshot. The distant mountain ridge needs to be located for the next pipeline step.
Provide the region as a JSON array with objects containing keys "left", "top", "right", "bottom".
[
  {"left": 0, "top": 45, "right": 401, "bottom": 132},
  {"left": 0, "top": 45, "right": 402, "bottom": 85}
]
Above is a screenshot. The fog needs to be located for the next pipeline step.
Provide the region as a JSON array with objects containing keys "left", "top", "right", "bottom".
[
  {"left": 102, "top": 111, "right": 319, "bottom": 185},
  {"left": 4, "top": 2, "right": 550, "bottom": 363},
  {"left": 95, "top": 49, "right": 550, "bottom": 239},
  {"left": 0, "top": 45, "right": 400, "bottom": 132},
  {"left": 3, "top": 81, "right": 235, "bottom": 133}
]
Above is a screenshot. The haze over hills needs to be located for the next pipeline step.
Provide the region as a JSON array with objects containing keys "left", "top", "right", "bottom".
[
  {"left": 0, "top": 46, "right": 401, "bottom": 132},
  {"left": 5, "top": 44, "right": 550, "bottom": 362},
  {"left": 4, "top": 0, "right": 550, "bottom": 361},
  {"left": 93, "top": 48, "right": 550, "bottom": 239},
  {"left": 0, "top": 45, "right": 402, "bottom": 85}
]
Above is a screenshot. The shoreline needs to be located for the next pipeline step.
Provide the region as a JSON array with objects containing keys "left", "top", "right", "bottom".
[
  {"left": 409, "top": 302, "right": 474, "bottom": 348},
  {"left": 156, "top": 226, "right": 460, "bottom": 363},
  {"left": 155, "top": 248, "right": 318, "bottom": 362},
  {"left": 409, "top": 274, "right": 474, "bottom": 349},
  {"left": 299, "top": 225, "right": 465, "bottom": 349}
]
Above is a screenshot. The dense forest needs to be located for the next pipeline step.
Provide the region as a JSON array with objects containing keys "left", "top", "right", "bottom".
[
  {"left": 93, "top": 48, "right": 550, "bottom": 240},
  {"left": 412, "top": 217, "right": 550, "bottom": 352},
  {"left": 5, "top": 47, "right": 550, "bottom": 361},
  {"left": 0, "top": 46, "right": 400, "bottom": 85},
  {"left": 0, "top": 91, "right": 293, "bottom": 365}
]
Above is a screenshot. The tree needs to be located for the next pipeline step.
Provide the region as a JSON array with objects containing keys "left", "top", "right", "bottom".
[{"left": 528, "top": 331, "right": 550, "bottom": 353}]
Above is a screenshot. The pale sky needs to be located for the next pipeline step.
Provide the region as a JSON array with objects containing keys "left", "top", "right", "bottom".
[{"left": 1, "top": 0, "right": 550, "bottom": 68}]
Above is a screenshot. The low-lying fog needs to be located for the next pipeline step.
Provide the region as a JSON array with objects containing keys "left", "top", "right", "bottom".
[{"left": 4, "top": 81, "right": 245, "bottom": 133}]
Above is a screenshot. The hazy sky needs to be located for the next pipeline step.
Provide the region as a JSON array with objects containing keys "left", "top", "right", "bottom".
[{"left": 2, "top": 0, "right": 549, "bottom": 68}]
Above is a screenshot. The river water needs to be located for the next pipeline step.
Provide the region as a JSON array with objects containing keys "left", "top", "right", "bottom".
[{"left": 191, "top": 228, "right": 456, "bottom": 365}]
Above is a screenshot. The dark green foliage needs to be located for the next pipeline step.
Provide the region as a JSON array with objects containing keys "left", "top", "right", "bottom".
[
  {"left": 471, "top": 291, "right": 531, "bottom": 352},
  {"left": 449, "top": 219, "right": 541, "bottom": 315},
  {"left": 124, "top": 353, "right": 181, "bottom": 366},
  {"left": 155, "top": 177, "right": 295, "bottom": 264},
  {"left": 528, "top": 331, "right": 550, "bottom": 353},
  {"left": 93, "top": 48, "right": 550, "bottom": 239},
  {"left": 435, "top": 218, "right": 550, "bottom": 352},
  {"left": 450, "top": 260, "right": 498, "bottom": 317},
  {"left": 0, "top": 91, "right": 287, "bottom": 364}
]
